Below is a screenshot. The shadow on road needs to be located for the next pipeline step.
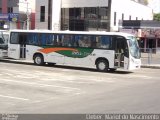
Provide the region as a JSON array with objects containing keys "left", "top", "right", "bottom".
[{"left": 0, "top": 59, "right": 133, "bottom": 74}]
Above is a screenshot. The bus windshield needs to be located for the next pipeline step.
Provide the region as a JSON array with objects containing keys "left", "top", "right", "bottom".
[
  {"left": 127, "top": 36, "right": 140, "bottom": 59},
  {"left": 0, "top": 32, "right": 8, "bottom": 50},
  {"left": 0, "top": 32, "right": 4, "bottom": 44}
]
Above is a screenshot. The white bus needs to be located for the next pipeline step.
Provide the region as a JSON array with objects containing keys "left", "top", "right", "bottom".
[{"left": 8, "top": 30, "right": 141, "bottom": 71}]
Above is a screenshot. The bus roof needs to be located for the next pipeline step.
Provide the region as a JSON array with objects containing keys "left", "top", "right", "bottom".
[{"left": 9, "top": 29, "right": 134, "bottom": 37}]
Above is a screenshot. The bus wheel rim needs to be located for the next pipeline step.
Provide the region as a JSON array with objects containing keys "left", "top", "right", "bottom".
[
  {"left": 35, "top": 57, "right": 41, "bottom": 64},
  {"left": 99, "top": 62, "right": 106, "bottom": 70}
]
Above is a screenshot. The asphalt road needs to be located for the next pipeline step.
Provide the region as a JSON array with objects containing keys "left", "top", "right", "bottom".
[{"left": 0, "top": 59, "right": 160, "bottom": 114}]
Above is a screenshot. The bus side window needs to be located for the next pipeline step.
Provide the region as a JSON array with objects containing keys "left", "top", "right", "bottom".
[
  {"left": 53, "top": 34, "right": 58, "bottom": 46},
  {"left": 39, "top": 33, "right": 46, "bottom": 46},
  {"left": 78, "top": 35, "right": 91, "bottom": 48},
  {"left": 62, "top": 35, "right": 72, "bottom": 47},
  {"left": 84, "top": 36, "right": 91, "bottom": 48},
  {"left": 28, "top": 33, "right": 32, "bottom": 45},
  {"left": 74, "top": 35, "right": 80, "bottom": 47},
  {"left": 28, "top": 33, "right": 38, "bottom": 45},
  {"left": 79, "top": 36, "right": 85, "bottom": 47},
  {"left": 10, "top": 33, "right": 19, "bottom": 44},
  {"left": 19, "top": 33, "right": 27, "bottom": 45},
  {"left": 69, "top": 35, "right": 75, "bottom": 47},
  {"left": 57, "top": 34, "right": 62, "bottom": 46},
  {"left": 95, "top": 36, "right": 111, "bottom": 49},
  {"left": 90, "top": 36, "right": 96, "bottom": 48},
  {"left": 95, "top": 36, "right": 101, "bottom": 48},
  {"left": 96, "top": 36, "right": 103, "bottom": 48},
  {"left": 100, "top": 36, "right": 111, "bottom": 49},
  {"left": 46, "top": 34, "right": 53, "bottom": 45}
]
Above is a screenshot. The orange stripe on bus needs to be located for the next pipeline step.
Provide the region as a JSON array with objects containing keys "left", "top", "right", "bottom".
[{"left": 38, "top": 48, "right": 78, "bottom": 54}]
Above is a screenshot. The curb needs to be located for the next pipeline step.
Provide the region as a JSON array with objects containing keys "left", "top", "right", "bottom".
[{"left": 141, "top": 65, "right": 160, "bottom": 69}]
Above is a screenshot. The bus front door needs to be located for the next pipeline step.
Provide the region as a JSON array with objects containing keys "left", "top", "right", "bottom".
[
  {"left": 19, "top": 34, "right": 26, "bottom": 59},
  {"left": 114, "top": 36, "right": 129, "bottom": 69},
  {"left": 20, "top": 44, "right": 26, "bottom": 59},
  {"left": 8, "top": 44, "right": 20, "bottom": 59},
  {"left": 8, "top": 33, "right": 26, "bottom": 59}
]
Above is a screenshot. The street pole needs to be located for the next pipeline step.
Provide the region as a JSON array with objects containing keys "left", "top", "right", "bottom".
[
  {"left": 52, "top": 0, "right": 61, "bottom": 31},
  {"left": 26, "top": 2, "right": 30, "bottom": 30}
]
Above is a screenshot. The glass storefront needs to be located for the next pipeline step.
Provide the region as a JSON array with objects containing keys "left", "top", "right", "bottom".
[{"left": 61, "top": 7, "right": 109, "bottom": 31}]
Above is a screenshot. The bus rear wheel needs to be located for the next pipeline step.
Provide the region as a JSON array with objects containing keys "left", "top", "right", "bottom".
[
  {"left": 33, "top": 54, "right": 44, "bottom": 65},
  {"left": 96, "top": 59, "right": 109, "bottom": 71}
]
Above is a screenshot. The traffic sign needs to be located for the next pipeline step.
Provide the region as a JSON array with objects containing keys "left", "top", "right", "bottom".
[{"left": 8, "top": 13, "right": 19, "bottom": 22}]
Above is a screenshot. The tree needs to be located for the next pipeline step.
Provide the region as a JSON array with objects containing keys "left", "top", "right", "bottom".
[
  {"left": 154, "top": 13, "right": 160, "bottom": 21},
  {"left": 144, "top": 0, "right": 148, "bottom": 5}
]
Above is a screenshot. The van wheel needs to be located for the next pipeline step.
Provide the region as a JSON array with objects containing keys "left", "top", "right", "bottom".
[
  {"left": 96, "top": 60, "right": 109, "bottom": 71},
  {"left": 33, "top": 54, "right": 44, "bottom": 65}
]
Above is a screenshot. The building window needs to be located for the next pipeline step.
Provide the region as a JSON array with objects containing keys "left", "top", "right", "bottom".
[
  {"left": 40, "top": 6, "right": 45, "bottom": 22},
  {"left": 8, "top": 7, "right": 13, "bottom": 13},
  {"left": 61, "top": 7, "right": 109, "bottom": 31},
  {"left": 114, "top": 12, "right": 117, "bottom": 26}
]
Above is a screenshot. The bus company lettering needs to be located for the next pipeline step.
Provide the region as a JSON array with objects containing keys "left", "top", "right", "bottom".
[
  {"left": 72, "top": 51, "right": 90, "bottom": 56},
  {"left": 9, "top": 48, "right": 16, "bottom": 51}
]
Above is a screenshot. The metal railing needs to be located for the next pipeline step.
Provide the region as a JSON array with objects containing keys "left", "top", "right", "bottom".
[{"left": 140, "top": 48, "right": 160, "bottom": 65}]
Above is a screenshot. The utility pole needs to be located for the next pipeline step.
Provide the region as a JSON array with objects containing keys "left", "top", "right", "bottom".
[
  {"left": 52, "top": 0, "right": 61, "bottom": 31},
  {"left": 18, "top": 0, "right": 30, "bottom": 30},
  {"left": 26, "top": 1, "right": 30, "bottom": 30}
]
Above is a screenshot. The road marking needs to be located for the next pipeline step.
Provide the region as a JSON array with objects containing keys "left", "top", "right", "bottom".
[
  {"left": 0, "top": 94, "right": 29, "bottom": 101},
  {"left": 0, "top": 79, "right": 80, "bottom": 91},
  {"left": 125, "top": 74, "right": 153, "bottom": 79}
]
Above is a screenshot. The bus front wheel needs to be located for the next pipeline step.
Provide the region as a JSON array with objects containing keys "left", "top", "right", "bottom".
[
  {"left": 33, "top": 54, "right": 44, "bottom": 65},
  {"left": 96, "top": 60, "right": 109, "bottom": 71}
]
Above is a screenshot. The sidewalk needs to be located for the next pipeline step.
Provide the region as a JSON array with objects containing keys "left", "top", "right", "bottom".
[
  {"left": 141, "top": 50, "right": 160, "bottom": 69},
  {"left": 141, "top": 64, "right": 160, "bottom": 69}
]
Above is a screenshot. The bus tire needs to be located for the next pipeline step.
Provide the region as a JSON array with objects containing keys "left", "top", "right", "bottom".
[
  {"left": 96, "top": 59, "right": 109, "bottom": 71},
  {"left": 33, "top": 54, "right": 44, "bottom": 65},
  {"left": 109, "top": 68, "right": 117, "bottom": 72},
  {"left": 47, "top": 63, "right": 56, "bottom": 66}
]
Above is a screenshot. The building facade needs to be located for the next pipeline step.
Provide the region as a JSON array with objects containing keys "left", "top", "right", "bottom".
[
  {"left": 35, "top": 0, "right": 55, "bottom": 30},
  {"left": 121, "top": 20, "right": 160, "bottom": 52},
  {"left": 148, "top": 0, "right": 160, "bottom": 13},
  {"left": 0, "top": 0, "right": 35, "bottom": 30},
  {"left": 35, "top": 0, "right": 153, "bottom": 31}
]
